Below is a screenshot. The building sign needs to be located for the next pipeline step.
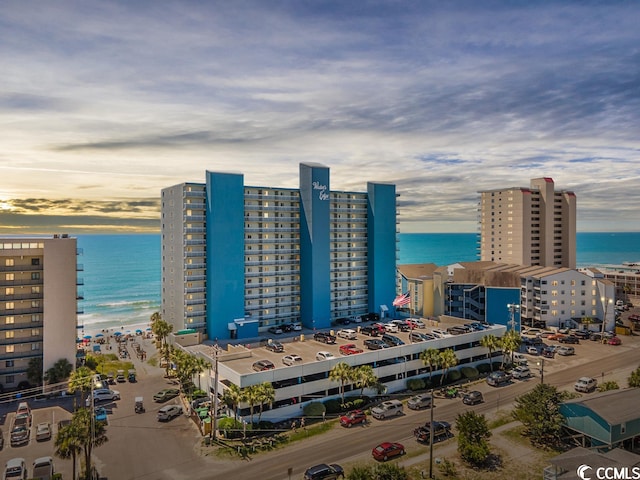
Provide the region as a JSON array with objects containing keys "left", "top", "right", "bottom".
[{"left": 312, "top": 181, "right": 329, "bottom": 200}]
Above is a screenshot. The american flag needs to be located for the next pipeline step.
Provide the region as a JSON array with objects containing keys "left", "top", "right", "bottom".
[{"left": 392, "top": 292, "right": 411, "bottom": 307}]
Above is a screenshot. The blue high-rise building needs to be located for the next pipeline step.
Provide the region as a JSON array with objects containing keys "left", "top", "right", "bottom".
[{"left": 161, "top": 163, "right": 397, "bottom": 340}]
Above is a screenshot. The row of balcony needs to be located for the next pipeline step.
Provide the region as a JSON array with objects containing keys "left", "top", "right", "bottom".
[
  {"left": 0, "top": 321, "right": 44, "bottom": 331},
  {"left": 246, "top": 269, "right": 299, "bottom": 278}
]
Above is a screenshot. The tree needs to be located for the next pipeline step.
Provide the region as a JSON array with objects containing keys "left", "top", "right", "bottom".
[
  {"left": 151, "top": 315, "right": 174, "bottom": 374},
  {"left": 353, "top": 365, "right": 378, "bottom": 396},
  {"left": 439, "top": 348, "right": 458, "bottom": 386},
  {"left": 329, "top": 362, "right": 355, "bottom": 405},
  {"left": 256, "top": 382, "right": 275, "bottom": 423},
  {"left": 54, "top": 420, "right": 83, "bottom": 480},
  {"left": 500, "top": 330, "right": 521, "bottom": 368},
  {"left": 420, "top": 348, "right": 441, "bottom": 386},
  {"left": 512, "top": 383, "right": 566, "bottom": 448},
  {"left": 68, "top": 366, "right": 94, "bottom": 407},
  {"left": 244, "top": 384, "right": 260, "bottom": 425},
  {"left": 45, "top": 358, "right": 74, "bottom": 385},
  {"left": 456, "top": 410, "right": 492, "bottom": 466},
  {"left": 27, "top": 357, "right": 43, "bottom": 386},
  {"left": 222, "top": 384, "right": 244, "bottom": 421},
  {"left": 480, "top": 334, "right": 500, "bottom": 371},
  {"left": 628, "top": 366, "right": 640, "bottom": 388}
]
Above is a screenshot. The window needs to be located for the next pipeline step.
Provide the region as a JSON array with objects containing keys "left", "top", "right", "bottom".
[
  {"left": 5, "top": 273, "right": 14, "bottom": 281},
  {"left": 32, "top": 286, "right": 40, "bottom": 294},
  {"left": 5, "top": 259, "right": 14, "bottom": 266},
  {"left": 5, "top": 287, "right": 14, "bottom": 295},
  {"left": 31, "top": 329, "right": 40, "bottom": 336},
  {"left": 5, "top": 316, "right": 14, "bottom": 324},
  {"left": 5, "top": 331, "right": 14, "bottom": 339},
  {"left": 31, "top": 314, "right": 40, "bottom": 322},
  {"left": 32, "top": 343, "right": 40, "bottom": 350},
  {"left": 31, "top": 258, "right": 40, "bottom": 266},
  {"left": 6, "top": 375, "right": 14, "bottom": 384},
  {"left": 5, "top": 360, "right": 14, "bottom": 367},
  {"left": 31, "top": 300, "right": 40, "bottom": 308},
  {"left": 6, "top": 345, "right": 14, "bottom": 353},
  {"left": 31, "top": 272, "right": 41, "bottom": 280},
  {"left": 5, "top": 302, "right": 14, "bottom": 310}
]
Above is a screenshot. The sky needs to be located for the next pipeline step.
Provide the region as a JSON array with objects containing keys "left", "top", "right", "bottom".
[{"left": 1, "top": 0, "right": 639, "bottom": 234}]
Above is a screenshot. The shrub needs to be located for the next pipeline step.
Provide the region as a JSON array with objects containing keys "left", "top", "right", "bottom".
[
  {"left": 476, "top": 363, "right": 492, "bottom": 374},
  {"left": 303, "top": 402, "right": 326, "bottom": 417},
  {"left": 407, "top": 378, "right": 426, "bottom": 391},
  {"left": 460, "top": 366, "right": 479, "bottom": 380},
  {"left": 323, "top": 398, "right": 342, "bottom": 414},
  {"left": 426, "top": 374, "right": 442, "bottom": 388},
  {"left": 447, "top": 369, "right": 462, "bottom": 382},
  {"left": 492, "top": 361, "right": 502, "bottom": 371}
]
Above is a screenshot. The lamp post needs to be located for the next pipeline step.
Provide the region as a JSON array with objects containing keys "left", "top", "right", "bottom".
[
  {"left": 210, "top": 346, "right": 220, "bottom": 442},
  {"left": 428, "top": 386, "right": 435, "bottom": 479},
  {"left": 601, "top": 296, "right": 612, "bottom": 343},
  {"left": 537, "top": 358, "right": 545, "bottom": 384},
  {"left": 507, "top": 303, "right": 520, "bottom": 332}
]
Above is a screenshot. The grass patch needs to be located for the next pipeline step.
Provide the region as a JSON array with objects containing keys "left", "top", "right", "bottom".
[
  {"left": 499, "top": 425, "right": 530, "bottom": 446},
  {"left": 488, "top": 410, "right": 513, "bottom": 429},
  {"left": 288, "top": 420, "right": 334, "bottom": 442}
]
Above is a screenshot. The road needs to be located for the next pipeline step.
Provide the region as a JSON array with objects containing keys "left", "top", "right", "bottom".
[{"left": 1, "top": 334, "right": 637, "bottom": 479}]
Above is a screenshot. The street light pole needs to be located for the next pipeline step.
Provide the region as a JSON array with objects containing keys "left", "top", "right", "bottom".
[
  {"left": 537, "top": 358, "right": 544, "bottom": 384},
  {"left": 429, "top": 386, "right": 434, "bottom": 479},
  {"left": 211, "top": 347, "right": 220, "bottom": 442},
  {"left": 601, "top": 296, "right": 612, "bottom": 343}
]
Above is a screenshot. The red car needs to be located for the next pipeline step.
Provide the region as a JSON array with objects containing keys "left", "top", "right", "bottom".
[
  {"left": 340, "top": 410, "right": 367, "bottom": 428},
  {"left": 372, "top": 442, "right": 405, "bottom": 461},
  {"left": 339, "top": 343, "right": 364, "bottom": 355},
  {"left": 371, "top": 322, "right": 387, "bottom": 333},
  {"left": 608, "top": 337, "right": 622, "bottom": 345}
]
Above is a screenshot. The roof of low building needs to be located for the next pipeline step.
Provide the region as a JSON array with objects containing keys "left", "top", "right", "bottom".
[
  {"left": 562, "top": 388, "right": 640, "bottom": 426},
  {"left": 397, "top": 263, "right": 439, "bottom": 280}
]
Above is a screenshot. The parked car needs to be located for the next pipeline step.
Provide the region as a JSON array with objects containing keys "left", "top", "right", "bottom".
[
  {"left": 360, "top": 325, "right": 380, "bottom": 337},
  {"left": 364, "top": 339, "right": 389, "bottom": 350},
  {"left": 85, "top": 388, "right": 120, "bottom": 407},
  {"left": 559, "top": 335, "right": 580, "bottom": 344},
  {"left": 339, "top": 410, "right": 367, "bottom": 428},
  {"left": 414, "top": 421, "right": 452, "bottom": 444},
  {"left": 116, "top": 370, "right": 126, "bottom": 383},
  {"left": 10, "top": 424, "right": 30, "bottom": 447},
  {"left": 522, "top": 328, "right": 542, "bottom": 337},
  {"left": 303, "top": 463, "right": 344, "bottom": 480},
  {"left": 383, "top": 323, "right": 399, "bottom": 333},
  {"left": 391, "top": 320, "right": 411, "bottom": 332},
  {"left": 316, "top": 351, "right": 335, "bottom": 361},
  {"left": 157, "top": 404, "right": 183, "bottom": 422},
  {"left": 608, "top": 336, "right": 622, "bottom": 346},
  {"left": 251, "top": 360, "right": 275, "bottom": 372},
  {"left": 335, "top": 318, "right": 351, "bottom": 326},
  {"left": 15, "top": 403, "right": 31, "bottom": 426},
  {"left": 265, "top": 341, "right": 284, "bottom": 353},
  {"left": 486, "top": 371, "right": 511, "bottom": 387},
  {"left": 3, "top": 458, "right": 27, "bottom": 480},
  {"left": 556, "top": 346, "right": 575, "bottom": 356},
  {"left": 526, "top": 346, "right": 539, "bottom": 355},
  {"left": 407, "top": 393, "right": 433, "bottom": 410},
  {"left": 574, "top": 376, "right": 598, "bottom": 393},
  {"left": 407, "top": 318, "right": 426, "bottom": 329},
  {"left": 371, "top": 400, "right": 403, "bottom": 419},
  {"left": 152, "top": 388, "right": 180, "bottom": 402},
  {"left": 409, "top": 331, "right": 434, "bottom": 342},
  {"left": 35, "top": 422, "right": 51, "bottom": 442},
  {"left": 337, "top": 329, "right": 357, "bottom": 340},
  {"left": 282, "top": 354, "right": 303, "bottom": 366},
  {"left": 30, "top": 457, "right": 56, "bottom": 480},
  {"left": 314, "top": 332, "right": 337, "bottom": 344},
  {"left": 511, "top": 365, "right": 531, "bottom": 379},
  {"left": 290, "top": 322, "right": 303, "bottom": 331},
  {"left": 541, "top": 346, "right": 556, "bottom": 359},
  {"left": 462, "top": 390, "right": 484, "bottom": 405},
  {"left": 512, "top": 353, "right": 528, "bottom": 365},
  {"left": 430, "top": 329, "right": 452, "bottom": 338},
  {"left": 31, "top": 456, "right": 54, "bottom": 480},
  {"left": 573, "top": 330, "right": 591, "bottom": 339},
  {"left": 94, "top": 407, "right": 108, "bottom": 423},
  {"left": 381, "top": 334, "right": 404, "bottom": 347},
  {"left": 372, "top": 442, "right": 405, "bottom": 461},
  {"left": 339, "top": 343, "right": 364, "bottom": 355}
]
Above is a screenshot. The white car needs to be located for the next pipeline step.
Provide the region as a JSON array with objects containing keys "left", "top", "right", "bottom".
[
  {"left": 526, "top": 346, "right": 539, "bottom": 355},
  {"left": 574, "top": 377, "right": 597, "bottom": 393},
  {"left": 337, "top": 329, "right": 357, "bottom": 340},
  {"left": 32, "top": 456, "right": 54, "bottom": 480},
  {"left": 4, "top": 458, "right": 27, "bottom": 480},
  {"left": 157, "top": 404, "right": 183, "bottom": 421},
  {"left": 316, "top": 351, "right": 335, "bottom": 361},
  {"left": 86, "top": 388, "right": 120, "bottom": 406},
  {"left": 408, "top": 318, "right": 426, "bottom": 329},
  {"left": 511, "top": 366, "right": 531, "bottom": 379},
  {"left": 383, "top": 323, "right": 399, "bottom": 333},
  {"left": 430, "top": 328, "right": 452, "bottom": 338},
  {"left": 290, "top": 323, "right": 303, "bottom": 331},
  {"left": 282, "top": 354, "right": 303, "bottom": 366}
]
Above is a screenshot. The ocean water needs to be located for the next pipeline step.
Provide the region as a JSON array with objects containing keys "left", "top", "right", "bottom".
[{"left": 77, "top": 232, "right": 640, "bottom": 333}]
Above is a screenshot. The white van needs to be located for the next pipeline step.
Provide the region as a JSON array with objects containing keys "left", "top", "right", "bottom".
[
  {"left": 371, "top": 399, "right": 403, "bottom": 420},
  {"left": 512, "top": 353, "right": 528, "bottom": 365}
]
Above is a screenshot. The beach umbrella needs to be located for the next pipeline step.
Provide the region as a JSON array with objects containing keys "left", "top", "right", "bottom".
[
  {"left": 135, "top": 329, "right": 142, "bottom": 334},
  {"left": 146, "top": 327, "right": 152, "bottom": 331},
  {"left": 83, "top": 335, "right": 92, "bottom": 339},
  {"left": 95, "top": 333, "right": 104, "bottom": 338},
  {"left": 113, "top": 331, "right": 122, "bottom": 336}
]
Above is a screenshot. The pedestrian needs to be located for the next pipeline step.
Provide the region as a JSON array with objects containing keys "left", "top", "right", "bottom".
[
  {"left": 291, "top": 420, "right": 297, "bottom": 431},
  {"left": 300, "top": 417, "right": 305, "bottom": 430},
  {"left": 322, "top": 411, "right": 326, "bottom": 423}
]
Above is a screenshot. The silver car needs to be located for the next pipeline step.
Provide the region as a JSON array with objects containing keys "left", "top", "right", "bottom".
[
  {"left": 407, "top": 393, "right": 433, "bottom": 410},
  {"left": 157, "top": 404, "right": 183, "bottom": 421}
]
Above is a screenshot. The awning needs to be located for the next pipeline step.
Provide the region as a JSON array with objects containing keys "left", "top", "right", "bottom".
[
  {"left": 380, "top": 305, "right": 389, "bottom": 312},
  {"left": 227, "top": 323, "right": 237, "bottom": 331}
]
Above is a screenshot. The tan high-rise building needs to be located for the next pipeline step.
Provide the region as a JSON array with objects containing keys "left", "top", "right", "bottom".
[{"left": 478, "top": 177, "right": 576, "bottom": 268}]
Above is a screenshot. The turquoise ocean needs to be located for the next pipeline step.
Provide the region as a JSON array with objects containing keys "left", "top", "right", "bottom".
[{"left": 76, "top": 232, "right": 640, "bottom": 334}]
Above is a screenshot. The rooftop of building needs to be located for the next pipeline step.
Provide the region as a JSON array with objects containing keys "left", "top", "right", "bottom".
[{"left": 561, "top": 388, "right": 640, "bottom": 426}]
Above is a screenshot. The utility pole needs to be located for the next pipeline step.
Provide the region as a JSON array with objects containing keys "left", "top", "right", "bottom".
[
  {"left": 212, "top": 347, "right": 220, "bottom": 442},
  {"left": 429, "top": 386, "right": 435, "bottom": 479}
]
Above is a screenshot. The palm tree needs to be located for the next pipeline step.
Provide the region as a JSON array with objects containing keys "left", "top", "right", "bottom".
[
  {"left": 68, "top": 366, "right": 94, "bottom": 407},
  {"left": 480, "top": 334, "right": 500, "bottom": 372},
  {"left": 193, "top": 356, "right": 211, "bottom": 391},
  {"left": 222, "top": 384, "right": 244, "bottom": 421},
  {"left": 243, "top": 385, "right": 261, "bottom": 425},
  {"left": 151, "top": 317, "right": 173, "bottom": 373},
  {"left": 54, "top": 420, "right": 82, "bottom": 480},
  {"left": 329, "top": 362, "right": 354, "bottom": 405},
  {"left": 500, "top": 330, "right": 522, "bottom": 368},
  {"left": 256, "top": 382, "right": 275, "bottom": 423},
  {"left": 75, "top": 408, "right": 108, "bottom": 479},
  {"left": 353, "top": 365, "right": 378, "bottom": 396},
  {"left": 420, "top": 348, "right": 442, "bottom": 386},
  {"left": 438, "top": 348, "right": 458, "bottom": 386}
]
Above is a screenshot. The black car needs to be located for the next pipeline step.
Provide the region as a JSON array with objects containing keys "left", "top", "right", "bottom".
[
  {"left": 558, "top": 335, "right": 579, "bottom": 344},
  {"left": 462, "top": 390, "right": 484, "bottom": 405},
  {"left": 360, "top": 312, "right": 380, "bottom": 322},
  {"left": 414, "top": 421, "right": 452, "bottom": 444},
  {"left": 314, "top": 331, "right": 337, "bottom": 344},
  {"left": 364, "top": 339, "right": 389, "bottom": 350},
  {"left": 361, "top": 326, "right": 380, "bottom": 337},
  {"left": 335, "top": 318, "right": 351, "bottom": 326},
  {"left": 265, "top": 341, "right": 284, "bottom": 353},
  {"left": 381, "top": 334, "right": 404, "bottom": 347},
  {"left": 573, "top": 330, "right": 591, "bottom": 339},
  {"left": 304, "top": 463, "right": 344, "bottom": 480},
  {"left": 541, "top": 346, "right": 556, "bottom": 358}
]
